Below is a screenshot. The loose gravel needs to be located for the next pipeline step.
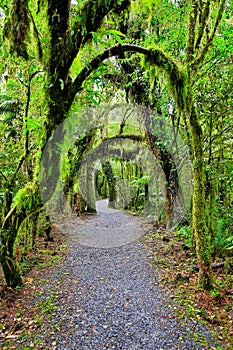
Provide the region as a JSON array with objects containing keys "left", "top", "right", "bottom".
[{"left": 32, "top": 201, "right": 220, "bottom": 349}]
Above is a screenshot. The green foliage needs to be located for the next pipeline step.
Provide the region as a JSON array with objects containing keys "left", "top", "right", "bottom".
[
  {"left": 24, "top": 117, "right": 42, "bottom": 135},
  {"left": 106, "top": 29, "right": 126, "bottom": 44},
  {"left": 131, "top": 175, "right": 149, "bottom": 187},
  {"left": 212, "top": 219, "right": 233, "bottom": 257},
  {"left": 101, "top": 160, "right": 117, "bottom": 202},
  {"left": 38, "top": 291, "right": 58, "bottom": 314},
  {"left": 176, "top": 225, "right": 194, "bottom": 249},
  {"left": 12, "top": 183, "right": 38, "bottom": 212}
]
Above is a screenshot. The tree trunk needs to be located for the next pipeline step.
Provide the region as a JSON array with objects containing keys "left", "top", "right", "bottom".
[
  {"left": 0, "top": 229, "right": 22, "bottom": 288},
  {"left": 144, "top": 115, "right": 180, "bottom": 228},
  {"left": 189, "top": 105, "right": 212, "bottom": 289},
  {"left": 0, "top": 183, "right": 42, "bottom": 287}
]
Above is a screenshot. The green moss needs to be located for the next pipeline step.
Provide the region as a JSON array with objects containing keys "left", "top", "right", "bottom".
[
  {"left": 3, "top": 0, "right": 30, "bottom": 59},
  {"left": 1, "top": 181, "right": 43, "bottom": 287},
  {"left": 143, "top": 46, "right": 188, "bottom": 112}
]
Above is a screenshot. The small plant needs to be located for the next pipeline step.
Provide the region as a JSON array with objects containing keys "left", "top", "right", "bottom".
[
  {"left": 38, "top": 291, "right": 58, "bottom": 315},
  {"left": 176, "top": 225, "right": 193, "bottom": 249},
  {"left": 210, "top": 289, "right": 221, "bottom": 298},
  {"left": 18, "top": 330, "right": 30, "bottom": 340},
  {"left": 37, "top": 255, "right": 61, "bottom": 269},
  {"left": 35, "top": 338, "right": 42, "bottom": 344},
  {"left": 3, "top": 340, "right": 13, "bottom": 346}
]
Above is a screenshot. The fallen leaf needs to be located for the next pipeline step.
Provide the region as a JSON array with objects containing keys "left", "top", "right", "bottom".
[
  {"left": 125, "top": 322, "right": 132, "bottom": 327},
  {"left": 5, "top": 335, "right": 18, "bottom": 339}
]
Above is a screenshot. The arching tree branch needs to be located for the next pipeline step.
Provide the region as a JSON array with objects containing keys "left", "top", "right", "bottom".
[
  {"left": 70, "top": 44, "right": 186, "bottom": 112},
  {"left": 70, "top": 44, "right": 149, "bottom": 100}
]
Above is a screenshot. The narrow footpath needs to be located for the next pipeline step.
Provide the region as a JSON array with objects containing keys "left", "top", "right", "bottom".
[{"left": 23, "top": 201, "right": 219, "bottom": 349}]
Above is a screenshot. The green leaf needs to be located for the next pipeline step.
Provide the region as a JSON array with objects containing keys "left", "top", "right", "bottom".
[
  {"left": 91, "top": 32, "right": 99, "bottom": 44},
  {"left": 106, "top": 29, "right": 126, "bottom": 44},
  {"left": 59, "top": 79, "right": 64, "bottom": 90},
  {"left": 24, "top": 117, "right": 42, "bottom": 134},
  {"left": 107, "top": 30, "right": 126, "bottom": 38},
  {"left": 89, "top": 96, "right": 99, "bottom": 106}
]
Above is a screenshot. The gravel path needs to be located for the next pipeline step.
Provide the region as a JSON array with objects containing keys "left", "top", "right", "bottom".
[{"left": 33, "top": 201, "right": 219, "bottom": 349}]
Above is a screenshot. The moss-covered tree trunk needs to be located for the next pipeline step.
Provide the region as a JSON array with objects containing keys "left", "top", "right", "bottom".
[
  {"left": 0, "top": 183, "right": 42, "bottom": 287},
  {"left": 189, "top": 104, "right": 212, "bottom": 289},
  {"left": 146, "top": 130, "right": 180, "bottom": 228},
  {"left": 79, "top": 162, "right": 96, "bottom": 212},
  {"left": 0, "top": 228, "right": 22, "bottom": 288},
  {"left": 142, "top": 42, "right": 214, "bottom": 288}
]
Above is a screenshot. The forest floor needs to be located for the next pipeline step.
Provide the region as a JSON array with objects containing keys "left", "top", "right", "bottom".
[{"left": 0, "top": 200, "right": 232, "bottom": 349}]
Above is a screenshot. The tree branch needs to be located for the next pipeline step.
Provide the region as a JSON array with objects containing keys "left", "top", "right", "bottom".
[
  {"left": 47, "top": 0, "right": 71, "bottom": 78},
  {"left": 1, "top": 205, "right": 17, "bottom": 230},
  {"left": 70, "top": 43, "right": 187, "bottom": 112},
  {"left": 185, "top": 0, "right": 198, "bottom": 64},
  {"left": 70, "top": 44, "right": 149, "bottom": 102},
  {"left": 194, "top": 0, "right": 211, "bottom": 50},
  {"left": 103, "top": 134, "right": 145, "bottom": 143},
  {"left": 192, "top": 0, "right": 227, "bottom": 68},
  {"left": 69, "top": 0, "right": 131, "bottom": 70},
  {"left": 0, "top": 170, "right": 8, "bottom": 182}
]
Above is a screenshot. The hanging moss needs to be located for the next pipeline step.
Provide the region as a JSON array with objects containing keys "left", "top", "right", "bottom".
[
  {"left": 143, "top": 47, "right": 188, "bottom": 113},
  {"left": 12, "top": 182, "right": 42, "bottom": 215}
]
